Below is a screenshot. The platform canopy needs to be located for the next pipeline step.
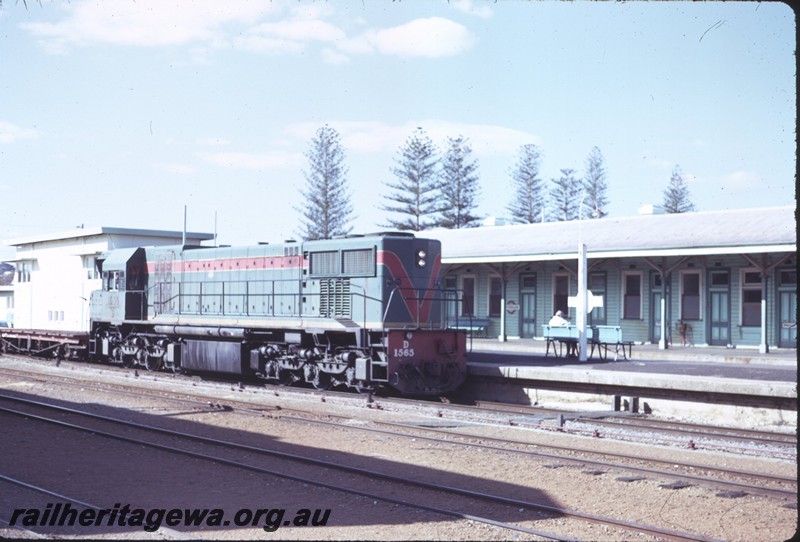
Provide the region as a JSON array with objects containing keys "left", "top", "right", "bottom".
[{"left": 424, "top": 206, "right": 796, "bottom": 264}]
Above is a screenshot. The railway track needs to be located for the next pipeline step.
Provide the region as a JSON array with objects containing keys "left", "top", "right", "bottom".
[
  {"left": 471, "top": 399, "right": 797, "bottom": 457},
  {"left": 0, "top": 393, "right": 724, "bottom": 542},
  {"left": 0, "top": 360, "right": 794, "bottom": 461},
  {"left": 0, "top": 362, "right": 795, "bottom": 491}
]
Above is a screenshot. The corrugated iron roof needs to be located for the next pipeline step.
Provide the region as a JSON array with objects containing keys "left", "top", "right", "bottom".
[{"left": 424, "top": 206, "right": 796, "bottom": 263}]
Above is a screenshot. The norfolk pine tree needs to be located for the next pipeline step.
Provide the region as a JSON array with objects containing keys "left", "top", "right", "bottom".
[
  {"left": 549, "top": 168, "right": 582, "bottom": 221},
  {"left": 296, "top": 125, "right": 354, "bottom": 240},
  {"left": 439, "top": 135, "right": 482, "bottom": 229},
  {"left": 662, "top": 165, "right": 696, "bottom": 213},
  {"left": 582, "top": 146, "right": 609, "bottom": 219},
  {"left": 507, "top": 144, "right": 545, "bottom": 224},
  {"left": 381, "top": 128, "right": 441, "bottom": 231}
]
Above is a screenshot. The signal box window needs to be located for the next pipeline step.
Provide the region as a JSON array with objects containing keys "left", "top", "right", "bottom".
[{"left": 17, "top": 262, "right": 32, "bottom": 283}]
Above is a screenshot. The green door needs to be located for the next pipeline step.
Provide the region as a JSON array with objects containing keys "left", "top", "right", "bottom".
[
  {"left": 708, "top": 270, "right": 730, "bottom": 346},
  {"left": 519, "top": 274, "right": 536, "bottom": 338},
  {"left": 521, "top": 292, "right": 536, "bottom": 338},
  {"left": 778, "top": 290, "right": 796, "bottom": 348},
  {"left": 651, "top": 291, "right": 662, "bottom": 343},
  {"left": 709, "top": 291, "right": 730, "bottom": 345}
]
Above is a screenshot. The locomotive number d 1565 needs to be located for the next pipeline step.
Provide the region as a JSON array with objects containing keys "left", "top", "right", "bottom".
[{"left": 385, "top": 329, "right": 467, "bottom": 395}]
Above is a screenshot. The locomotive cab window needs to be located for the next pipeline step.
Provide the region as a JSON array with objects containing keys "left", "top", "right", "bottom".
[{"left": 104, "top": 271, "right": 124, "bottom": 291}]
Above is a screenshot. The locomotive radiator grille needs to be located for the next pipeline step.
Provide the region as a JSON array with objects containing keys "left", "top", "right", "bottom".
[{"left": 320, "top": 279, "right": 351, "bottom": 317}]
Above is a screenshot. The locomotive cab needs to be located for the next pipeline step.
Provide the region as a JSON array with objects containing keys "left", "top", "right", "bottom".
[{"left": 91, "top": 247, "right": 148, "bottom": 324}]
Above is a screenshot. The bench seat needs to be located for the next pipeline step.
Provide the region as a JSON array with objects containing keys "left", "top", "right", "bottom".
[
  {"left": 450, "top": 318, "right": 491, "bottom": 337},
  {"left": 589, "top": 325, "right": 633, "bottom": 361}
]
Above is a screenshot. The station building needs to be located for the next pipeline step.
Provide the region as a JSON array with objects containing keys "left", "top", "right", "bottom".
[
  {"left": 5, "top": 227, "right": 214, "bottom": 332},
  {"left": 427, "top": 205, "right": 796, "bottom": 352}
]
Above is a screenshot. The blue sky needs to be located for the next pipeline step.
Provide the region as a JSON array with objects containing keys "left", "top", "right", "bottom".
[{"left": 0, "top": 1, "right": 795, "bottom": 259}]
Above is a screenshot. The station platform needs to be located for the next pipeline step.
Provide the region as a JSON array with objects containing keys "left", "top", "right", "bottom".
[
  {"left": 461, "top": 339, "right": 797, "bottom": 416},
  {"left": 467, "top": 337, "right": 797, "bottom": 366}
]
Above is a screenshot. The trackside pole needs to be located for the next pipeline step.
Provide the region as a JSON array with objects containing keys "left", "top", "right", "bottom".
[{"left": 578, "top": 242, "right": 588, "bottom": 362}]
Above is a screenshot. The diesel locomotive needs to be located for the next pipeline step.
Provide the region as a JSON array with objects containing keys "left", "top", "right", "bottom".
[{"left": 87, "top": 233, "right": 467, "bottom": 395}]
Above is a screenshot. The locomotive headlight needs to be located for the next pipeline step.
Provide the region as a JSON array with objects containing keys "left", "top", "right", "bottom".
[{"left": 416, "top": 249, "right": 427, "bottom": 268}]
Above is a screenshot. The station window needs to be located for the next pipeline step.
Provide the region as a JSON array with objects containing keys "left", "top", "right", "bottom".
[
  {"left": 552, "top": 273, "right": 570, "bottom": 317},
  {"left": 489, "top": 276, "right": 502, "bottom": 317},
  {"left": 779, "top": 269, "right": 797, "bottom": 287},
  {"left": 461, "top": 276, "right": 476, "bottom": 317},
  {"left": 521, "top": 275, "right": 536, "bottom": 290},
  {"left": 680, "top": 270, "right": 702, "bottom": 320},
  {"left": 589, "top": 272, "right": 606, "bottom": 324},
  {"left": 444, "top": 276, "right": 458, "bottom": 321},
  {"left": 740, "top": 269, "right": 762, "bottom": 326},
  {"left": 622, "top": 271, "right": 642, "bottom": 320},
  {"left": 710, "top": 270, "right": 729, "bottom": 287}
]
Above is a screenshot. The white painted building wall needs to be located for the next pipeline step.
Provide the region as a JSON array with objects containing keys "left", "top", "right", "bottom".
[{"left": 7, "top": 228, "right": 214, "bottom": 333}]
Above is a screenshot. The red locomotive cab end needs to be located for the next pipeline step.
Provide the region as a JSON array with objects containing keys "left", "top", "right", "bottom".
[{"left": 385, "top": 329, "right": 467, "bottom": 396}]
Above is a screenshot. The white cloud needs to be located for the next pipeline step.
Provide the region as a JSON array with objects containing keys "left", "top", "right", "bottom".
[
  {"left": 230, "top": 7, "right": 346, "bottom": 55},
  {"left": 22, "top": 0, "right": 278, "bottom": 51},
  {"left": 233, "top": 34, "right": 305, "bottom": 55},
  {"left": 450, "top": 0, "right": 494, "bottom": 19},
  {"left": 0, "top": 121, "right": 38, "bottom": 143},
  {"left": 321, "top": 47, "right": 350, "bottom": 65},
  {"left": 341, "top": 17, "right": 475, "bottom": 58},
  {"left": 22, "top": 2, "right": 475, "bottom": 64},
  {"left": 198, "top": 150, "right": 302, "bottom": 170}
]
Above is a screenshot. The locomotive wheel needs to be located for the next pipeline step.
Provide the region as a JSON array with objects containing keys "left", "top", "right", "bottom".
[
  {"left": 277, "top": 369, "right": 299, "bottom": 386},
  {"left": 135, "top": 348, "right": 150, "bottom": 368},
  {"left": 312, "top": 373, "right": 332, "bottom": 391},
  {"left": 144, "top": 354, "right": 162, "bottom": 372}
]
